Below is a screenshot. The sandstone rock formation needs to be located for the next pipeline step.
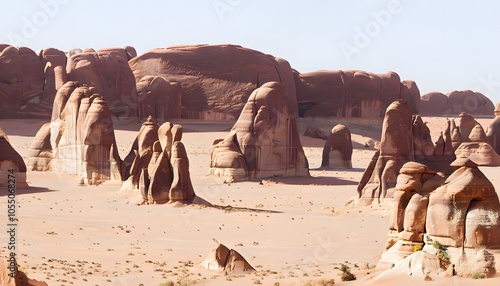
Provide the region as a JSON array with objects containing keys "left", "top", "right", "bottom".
[
  {"left": 66, "top": 47, "right": 137, "bottom": 118},
  {"left": 136, "top": 75, "right": 182, "bottom": 121},
  {"left": 294, "top": 70, "right": 420, "bottom": 118},
  {"left": 40, "top": 48, "right": 68, "bottom": 110},
  {"left": 358, "top": 100, "right": 415, "bottom": 204},
  {"left": 0, "top": 131, "right": 28, "bottom": 188},
  {"left": 358, "top": 100, "right": 458, "bottom": 204},
  {"left": 320, "top": 124, "right": 353, "bottom": 168},
  {"left": 0, "top": 45, "right": 44, "bottom": 117},
  {"left": 379, "top": 142, "right": 500, "bottom": 277},
  {"left": 120, "top": 118, "right": 196, "bottom": 204},
  {"left": 27, "top": 82, "right": 125, "bottom": 185},
  {"left": 0, "top": 257, "right": 48, "bottom": 286},
  {"left": 209, "top": 82, "right": 309, "bottom": 181},
  {"left": 378, "top": 162, "right": 446, "bottom": 266},
  {"left": 486, "top": 103, "right": 500, "bottom": 155},
  {"left": 420, "top": 90, "right": 494, "bottom": 116},
  {"left": 303, "top": 126, "right": 328, "bottom": 140},
  {"left": 201, "top": 244, "right": 255, "bottom": 274},
  {"left": 129, "top": 44, "right": 298, "bottom": 120}
]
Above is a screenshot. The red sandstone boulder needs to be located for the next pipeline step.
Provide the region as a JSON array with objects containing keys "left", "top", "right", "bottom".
[
  {"left": 201, "top": 244, "right": 255, "bottom": 274},
  {"left": 321, "top": 124, "right": 353, "bottom": 168},
  {"left": 129, "top": 44, "right": 298, "bottom": 120}
]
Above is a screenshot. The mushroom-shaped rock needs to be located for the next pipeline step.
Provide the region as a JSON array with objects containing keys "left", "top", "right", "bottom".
[{"left": 321, "top": 124, "right": 353, "bottom": 169}]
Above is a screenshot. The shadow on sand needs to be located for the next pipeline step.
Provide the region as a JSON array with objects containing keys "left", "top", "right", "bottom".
[
  {"left": 258, "top": 175, "right": 359, "bottom": 186},
  {"left": 0, "top": 186, "right": 56, "bottom": 197}
]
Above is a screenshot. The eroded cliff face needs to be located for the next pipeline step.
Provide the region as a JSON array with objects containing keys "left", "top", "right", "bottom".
[
  {"left": 420, "top": 90, "right": 494, "bottom": 116},
  {"left": 129, "top": 44, "right": 298, "bottom": 120},
  {"left": 294, "top": 70, "right": 420, "bottom": 118}
]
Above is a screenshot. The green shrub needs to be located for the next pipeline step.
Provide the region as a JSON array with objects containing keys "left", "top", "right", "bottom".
[{"left": 472, "top": 273, "right": 486, "bottom": 279}]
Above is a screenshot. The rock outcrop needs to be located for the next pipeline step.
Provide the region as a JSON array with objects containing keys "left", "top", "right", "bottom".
[
  {"left": 201, "top": 244, "right": 255, "bottom": 274},
  {"left": 0, "top": 257, "right": 48, "bottom": 286},
  {"left": 136, "top": 75, "right": 182, "bottom": 121},
  {"left": 129, "top": 44, "right": 298, "bottom": 120},
  {"left": 294, "top": 70, "right": 420, "bottom": 118},
  {"left": 0, "top": 131, "right": 28, "bottom": 188},
  {"left": 209, "top": 82, "right": 309, "bottom": 181},
  {"left": 0, "top": 45, "right": 45, "bottom": 117},
  {"left": 120, "top": 117, "right": 196, "bottom": 204},
  {"left": 27, "top": 81, "right": 125, "bottom": 185},
  {"left": 486, "top": 102, "right": 500, "bottom": 155},
  {"left": 358, "top": 100, "right": 460, "bottom": 204},
  {"left": 303, "top": 126, "right": 328, "bottom": 140},
  {"left": 379, "top": 141, "right": 500, "bottom": 277},
  {"left": 320, "top": 124, "right": 353, "bottom": 168},
  {"left": 66, "top": 48, "right": 137, "bottom": 118},
  {"left": 420, "top": 90, "right": 494, "bottom": 116}
]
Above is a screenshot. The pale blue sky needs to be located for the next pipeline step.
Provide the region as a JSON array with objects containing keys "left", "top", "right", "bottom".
[{"left": 1, "top": 0, "right": 500, "bottom": 103}]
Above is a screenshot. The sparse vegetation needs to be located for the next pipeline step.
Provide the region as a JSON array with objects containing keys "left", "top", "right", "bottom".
[
  {"left": 472, "top": 272, "right": 486, "bottom": 279},
  {"left": 413, "top": 245, "right": 423, "bottom": 252},
  {"left": 317, "top": 278, "right": 335, "bottom": 285},
  {"left": 339, "top": 263, "right": 356, "bottom": 281},
  {"left": 158, "top": 281, "right": 174, "bottom": 286},
  {"left": 427, "top": 238, "right": 451, "bottom": 270}
]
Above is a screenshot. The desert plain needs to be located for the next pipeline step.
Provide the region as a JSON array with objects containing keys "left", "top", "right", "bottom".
[{"left": 1, "top": 115, "right": 499, "bottom": 286}]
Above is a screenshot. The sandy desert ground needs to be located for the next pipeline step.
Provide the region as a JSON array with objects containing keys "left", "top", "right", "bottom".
[{"left": 1, "top": 116, "right": 500, "bottom": 286}]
